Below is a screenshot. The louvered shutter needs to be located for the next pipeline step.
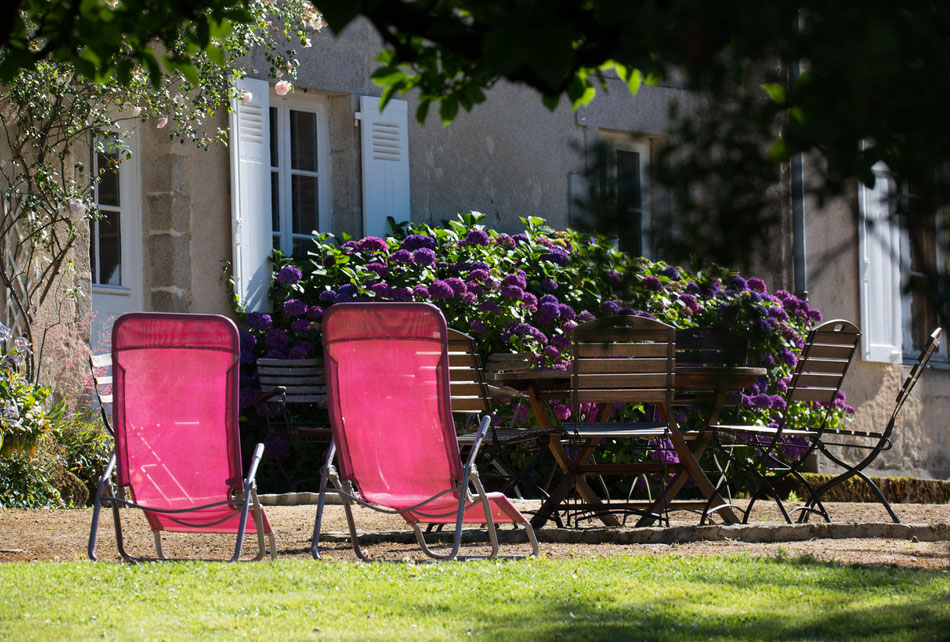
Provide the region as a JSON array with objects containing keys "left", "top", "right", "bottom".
[
  {"left": 858, "top": 163, "right": 903, "bottom": 362},
  {"left": 229, "top": 77, "right": 273, "bottom": 312},
  {"left": 360, "top": 96, "right": 410, "bottom": 238}
]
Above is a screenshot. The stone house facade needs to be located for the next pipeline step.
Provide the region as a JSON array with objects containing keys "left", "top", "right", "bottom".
[{"left": 54, "top": 20, "right": 950, "bottom": 479}]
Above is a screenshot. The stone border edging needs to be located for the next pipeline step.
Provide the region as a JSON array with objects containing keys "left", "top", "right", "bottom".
[{"left": 318, "top": 522, "right": 950, "bottom": 546}]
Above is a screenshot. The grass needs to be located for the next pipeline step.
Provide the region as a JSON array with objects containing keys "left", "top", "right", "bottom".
[{"left": 0, "top": 555, "right": 947, "bottom": 640}]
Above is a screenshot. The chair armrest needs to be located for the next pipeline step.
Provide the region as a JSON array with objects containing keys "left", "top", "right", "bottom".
[
  {"left": 257, "top": 386, "right": 286, "bottom": 405},
  {"left": 486, "top": 383, "right": 528, "bottom": 400}
]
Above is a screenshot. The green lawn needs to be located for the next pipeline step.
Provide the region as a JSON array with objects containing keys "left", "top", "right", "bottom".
[{"left": 1, "top": 555, "right": 947, "bottom": 640}]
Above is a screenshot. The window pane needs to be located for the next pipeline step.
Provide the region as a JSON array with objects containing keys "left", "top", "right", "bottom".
[
  {"left": 89, "top": 221, "right": 97, "bottom": 283},
  {"left": 97, "top": 152, "right": 120, "bottom": 207},
  {"left": 271, "top": 171, "right": 280, "bottom": 232},
  {"left": 909, "top": 215, "right": 938, "bottom": 350},
  {"left": 98, "top": 209, "right": 121, "bottom": 285},
  {"left": 269, "top": 107, "right": 279, "bottom": 168},
  {"left": 290, "top": 110, "right": 318, "bottom": 172},
  {"left": 291, "top": 174, "right": 318, "bottom": 235},
  {"left": 616, "top": 150, "right": 643, "bottom": 256}
]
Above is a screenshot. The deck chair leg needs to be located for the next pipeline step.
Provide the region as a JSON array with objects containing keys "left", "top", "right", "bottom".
[
  {"left": 249, "top": 487, "right": 276, "bottom": 561},
  {"left": 311, "top": 441, "right": 336, "bottom": 560},
  {"left": 153, "top": 532, "right": 168, "bottom": 560},
  {"left": 88, "top": 454, "right": 117, "bottom": 561}
]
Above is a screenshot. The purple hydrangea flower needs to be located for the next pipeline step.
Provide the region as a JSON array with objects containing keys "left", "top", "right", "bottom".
[
  {"left": 642, "top": 275, "right": 662, "bottom": 292},
  {"left": 337, "top": 284, "right": 358, "bottom": 301},
  {"left": 412, "top": 284, "right": 430, "bottom": 299},
  {"left": 288, "top": 342, "right": 313, "bottom": 359},
  {"left": 467, "top": 281, "right": 484, "bottom": 296},
  {"left": 512, "top": 233, "right": 529, "bottom": 245},
  {"left": 685, "top": 281, "right": 701, "bottom": 294},
  {"left": 340, "top": 240, "right": 360, "bottom": 251},
  {"left": 359, "top": 236, "right": 388, "bottom": 253},
  {"left": 659, "top": 265, "right": 680, "bottom": 280},
  {"left": 562, "top": 320, "right": 578, "bottom": 332},
  {"left": 602, "top": 300, "right": 621, "bottom": 315},
  {"left": 494, "top": 233, "right": 515, "bottom": 248},
  {"left": 264, "top": 328, "right": 289, "bottom": 350},
  {"left": 747, "top": 277, "right": 767, "bottom": 293},
  {"left": 756, "top": 319, "right": 772, "bottom": 334},
  {"left": 558, "top": 304, "right": 576, "bottom": 321},
  {"left": 391, "top": 287, "right": 413, "bottom": 302},
  {"left": 521, "top": 292, "right": 538, "bottom": 311},
  {"left": 767, "top": 306, "right": 789, "bottom": 321},
  {"left": 540, "top": 277, "right": 558, "bottom": 292},
  {"left": 553, "top": 403, "right": 571, "bottom": 421},
  {"left": 245, "top": 311, "right": 272, "bottom": 332},
  {"left": 470, "top": 320, "right": 486, "bottom": 334},
  {"left": 502, "top": 273, "right": 527, "bottom": 289},
  {"left": 479, "top": 300, "right": 500, "bottom": 313},
  {"left": 402, "top": 234, "right": 436, "bottom": 251},
  {"left": 540, "top": 294, "right": 559, "bottom": 306},
  {"left": 776, "top": 379, "right": 788, "bottom": 393},
  {"left": 428, "top": 280, "right": 454, "bottom": 300},
  {"left": 577, "top": 311, "right": 595, "bottom": 323},
  {"left": 411, "top": 248, "right": 436, "bottom": 266},
  {"left": 771, "top": 396, "right": 787, "bottom": 411},
  {"left": 751, "top": 393, "right": 773, "bottom": 410},
  {"left": 542, "top": 345, "right": 561, "bottom": 360},
  {"left": 291, "top": 318, "right": 312, "bottom": 334},
  {"left": 679, "top": 293, "right": 700, "bottom": 314},
  {"left": 538, "top": 301, "right": 561, "bottom": 322},
  {"left": 541, "top": 249, "right": 570, "bottom": 266},
  {"left": 323, "top": 255, "right": 336, "bottom": 269},
  {"left": 633, "top": 311, "right": 656, "bottom": 320},
  {"left": 277, "top": 265, "right": 302, "bottom": 285},
  {"left": 607, "top": 270, "right": 622, "bottom": 286},
  {"left": 807, "top": 308, "right": 823, "bottom": 322},
  {"left": 389, "top": 249, "right": 411, "bottom": 264},
  {"left": 502, "top": 285, "right": 525, "bottom": 300},
  {"left": 239, "top": 385, "right": 259, "bottom": 409},
  {"left": 729, "top": 275, "right": 748, "bottom": 290},
  {"left": 306, "top": 305, "right": 324, "bottom": 320},
  {"left": 264, "top": 349, "right": 286, "bottom": 360},
  {"left": 462, "top": 229, "right": 490, "bottom": 246},
  {"left": 283, "top": 298, "right": 307, "bottom": 316},
  {"left": 370, "top": 282, "right": 392, "bottom": 298},
  {"left": 239, "top": 331, "right": 257, "bottom": 363},
  {"left": 444, "top": 277, "right": 467, "bottom": 296},
  {"left": 780, "top": 347, "right": 797, "bottom": 368},
  {"left": 366, "top": 262, "right": 388, "bottom": 278},
  {"left": 760, "top": 353, "right": 776, "bottom": 367},
  {"left": 469, "top": 269, "right": 490, "bottom": 282},
  {"left": 319, "top": 290, "right": 338, "bottom": 305},
  {"left": 551, "top": 334, "right": 572, "bottom": 350}
]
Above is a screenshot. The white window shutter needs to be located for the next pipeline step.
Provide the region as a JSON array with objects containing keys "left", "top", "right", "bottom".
[
  {"left": 858, "top": 163, "right": 902, "bottom": 362},
  {"left": 229, "top": 77, "right": 273, "bottom": 312},
  {"left": 360, "top": 96, "right": 410, "bottom": 238}
]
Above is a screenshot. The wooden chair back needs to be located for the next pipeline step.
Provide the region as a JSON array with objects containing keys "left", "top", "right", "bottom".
[
  {"left": 257, "top": 358, "right": 326, "bottom": 406},
  {"left": 446, "top": 329, "right": 493, "bottom": 417},
  {"left": 787, "top": 319, "right": 860, "bottom": 407},
  {"left": 89, "top": 353, "right": 114, "bottom": 436},
  {"left": 571, "top": 315, "right": 676, "bottom": 411}
]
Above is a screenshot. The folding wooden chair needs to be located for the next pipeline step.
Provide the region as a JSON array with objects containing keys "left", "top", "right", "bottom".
[{"left": 798, "top": 327, "right": 942, "bottom": 523}]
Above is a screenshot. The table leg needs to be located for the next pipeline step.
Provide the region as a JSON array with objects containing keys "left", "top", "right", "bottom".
[{"left": 665, "top": 417, "right": 740, "bottom": 525}]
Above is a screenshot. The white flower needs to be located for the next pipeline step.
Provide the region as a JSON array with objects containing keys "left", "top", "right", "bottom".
[
  {"left": 303, "top": 38, "right": 312, "bottom": 48},
  {"left": 0, "top": 323, "right": 10, "bottom": 342},
  {"left": 241, "top": 90, "right": 253, "bottom": 105},
  {"left": 131, "top": 106, "right": 142, "bottom": 117},
  {"left": 156, "top": 117, "right": 168, "bottom": 129},
  {"left": 13, "top": 337, "right": 31, "bottom": 354},
  {"left": 69, "top": 198, "right": 86, "bottom": 217},
  {"left": 2, "top": 402, "right": 18, "bottom": 420},
  {"left": 275, "top": 80, "right": 291, "bottom": 96},
  {"left": 173, "top": 94, "right": 184, "bottom": 106}
]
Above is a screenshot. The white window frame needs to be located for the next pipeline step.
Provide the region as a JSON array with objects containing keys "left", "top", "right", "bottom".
[
  {"left": 269, "top": 91, "right": 331, "bottom": 253},
  {"left": 90, "top": 127, "right": 142, "bottom": 299},
  {"left": 597, "top": 129, "right": 653, "bottom": 258}
]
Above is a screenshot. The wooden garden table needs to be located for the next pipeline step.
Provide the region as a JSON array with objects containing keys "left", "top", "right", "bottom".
[{"left": 486, "top": 364, "right": 766, "bottom": 528}]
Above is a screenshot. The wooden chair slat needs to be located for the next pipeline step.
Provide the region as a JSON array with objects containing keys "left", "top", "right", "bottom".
[
  {"left": 576, "top": 328, "right": 673, "bottom": 343},
  {"left": 448, "top": 353, "right": 480, "bottom": 367},
  {"left": 804, "top": 344, "right": 855, "bottom": 360},
  {"left": 575, "top": 358, "right": 670, "bottom": 374},
  {"left": 788, "top": 387, "right": 838, "bottom": 403},
  {"left": 576, "top": 342, "right": 671, "bottom": 358},
  {"left": 90, "top": 353, "right": 112, "bottom": 368},
  {"left": 450, "top": 382, "right": 486, "bottom": 397},
  {"left": 574, "top": 373, "right": 671, "bottom": 389},
  {"left": 574, "top": 390, "right": 669, "bottom": 404},
  {"left": 450, "top": 398, "right": 490, "bottom": 412},
  {"left": 794, "top": 373, "right": 846, "bottom": 388},
  {"left": 800, "top": 359, "right": 850, "bottom": 375}
]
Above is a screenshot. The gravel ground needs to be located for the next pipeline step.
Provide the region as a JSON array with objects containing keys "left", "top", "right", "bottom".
[{"left": 2, "top": 501, "right": 949, "bottom": 570}]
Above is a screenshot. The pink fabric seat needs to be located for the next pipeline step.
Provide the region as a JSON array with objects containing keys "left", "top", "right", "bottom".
[
  {"left": 312, "top": 302, "right": 539, "bottom": 560},
  {"left": 88, "top": 312, "right": 275, "bottom": 562}
]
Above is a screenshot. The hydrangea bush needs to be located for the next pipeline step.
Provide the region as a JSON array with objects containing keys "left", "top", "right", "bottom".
[{"left": 237, "top": 213, "right": 854, "bottom": 490}]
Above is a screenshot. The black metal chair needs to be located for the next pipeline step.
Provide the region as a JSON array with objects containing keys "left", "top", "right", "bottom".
[{"left": 798, "top": 327, "right": 942, "bottom": 523}]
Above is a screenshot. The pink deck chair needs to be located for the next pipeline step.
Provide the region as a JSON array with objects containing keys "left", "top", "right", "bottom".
[
  {"left": 88, "top": 312, "right": 276, "bottom": 562},
  {"left": 311, "top": 302, "right": 539, "bottom": 561}
]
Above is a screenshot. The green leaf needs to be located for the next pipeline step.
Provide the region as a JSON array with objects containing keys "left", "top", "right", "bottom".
[
  {"left": 439, "top": 96, "right": 459, "bottom": 125},
  {"left": 761, "top": 82, "right": 787, "bottom": 104},
  {"left": 542, "top": 94, "right": 560, "bottom": 111},
  {"left": 768, "top": 137, "right": 791, "bottom": 162}
]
